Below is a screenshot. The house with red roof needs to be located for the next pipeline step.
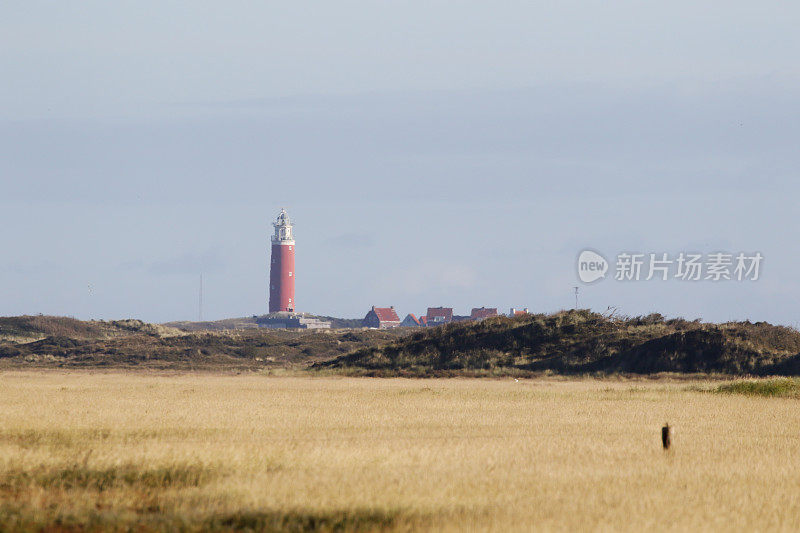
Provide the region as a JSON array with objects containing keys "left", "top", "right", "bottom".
[
  {"left": 400, "top": 313, "right": 421, "bottom": 327},
  {"left": 363, "top": 306, "right": 401, "bottom": 328},
  {"left": 425, "top": 307, "right": 453, "bottom": 326},
  {"left": 470, "top": 307, "right": 498, "bottom": 320}
]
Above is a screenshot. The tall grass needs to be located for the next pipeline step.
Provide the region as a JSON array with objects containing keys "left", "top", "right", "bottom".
[
  {"left": 715, "top": 378, "right": 800, "bottom": 397},
  {"left": 0, "top": 463, "right": 217, "bottom": 491},
  {"left": 2, "top": 373, "right": 800, "bottom": 531}
]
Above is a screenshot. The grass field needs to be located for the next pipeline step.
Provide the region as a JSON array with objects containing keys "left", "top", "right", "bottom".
[{"left": 1, "top": 373, "right": 800, "bottom": 531}]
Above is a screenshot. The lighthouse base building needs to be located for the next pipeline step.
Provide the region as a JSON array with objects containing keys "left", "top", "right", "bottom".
[
  {"left": 255, "top": 313, "right": 331, "bottom": 329},
  {"left": 257, "top": 208, "right": 330, "bottom": 330}
]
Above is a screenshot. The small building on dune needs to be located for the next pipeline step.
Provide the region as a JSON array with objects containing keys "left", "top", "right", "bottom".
[
  {"left": 425, "top": 307, "right": 453, "bottom": 326},
  {"left": 470, "top": 307, "right": 498, "bottom": 320},
  {"left": 363, "top": 306, "right": 401, "bottom": 329},
  {"left": 256, "top": 312, "right": 331, "bottom": 329},
  {"left": 401, "top": 313, "right": 421, "bottom": 327}
]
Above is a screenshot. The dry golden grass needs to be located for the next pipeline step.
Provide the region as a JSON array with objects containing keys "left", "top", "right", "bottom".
[{"left": 1, "top": 372, "right": 800, "bottom": 531}]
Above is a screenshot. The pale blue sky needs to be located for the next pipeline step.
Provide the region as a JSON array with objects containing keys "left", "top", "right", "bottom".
[{"left": 1, "top": 2, "right": 799, "bottom": 324}]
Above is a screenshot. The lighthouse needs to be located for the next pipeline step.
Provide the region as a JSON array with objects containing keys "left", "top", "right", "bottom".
[
  {"left": 258, "top": 209, "right": 329, "bottom": 328},
  {"left": 269, "top": 209, "right": 295, "bottom": 313}
]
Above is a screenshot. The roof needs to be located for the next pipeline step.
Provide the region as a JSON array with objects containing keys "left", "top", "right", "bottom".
[
  {"left": 426, "top": 307, "right": 453, "bottom": 320},
  {"left": 471, "top": 307, "right": 498, "bottom": 319},
  {"left": 419, "top": 316, "right": 428, "bottom": 325},
  {"left": 402, "top": 313, "right": 420, "bottom": 325},
  {"left": 371, "top": 306, "right": 400, "bottom": 323}
]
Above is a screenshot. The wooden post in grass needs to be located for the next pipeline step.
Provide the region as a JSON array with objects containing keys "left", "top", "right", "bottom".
[{"left": 662, "top": 423, "right": 671, "bottom": 450}]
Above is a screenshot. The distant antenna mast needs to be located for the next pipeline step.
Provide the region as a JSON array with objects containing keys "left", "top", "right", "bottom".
[
  {"left": 199, "top": 273, "right": 204, "bottom": 322},
  {"left": 573, "top": 286, "right": 579, "bottom": 309}
]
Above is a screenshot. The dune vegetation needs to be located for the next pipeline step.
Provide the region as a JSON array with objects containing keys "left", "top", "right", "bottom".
[
  {"left": 320, "top": 309, "right": 800, "bottom": 376},
  {"left": 0, "top": 316, "right": 406, "bottom": 371},
  {"left": 6, "top": 311, "right": 800, "bottom": 377},
  {"left": 2, "top": 372, "right": 800, "bottom": 531}
]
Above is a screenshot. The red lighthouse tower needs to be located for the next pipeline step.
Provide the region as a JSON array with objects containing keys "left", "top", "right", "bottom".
[{"left": 269, "top": 209, "right": 295, "bottom": 313}]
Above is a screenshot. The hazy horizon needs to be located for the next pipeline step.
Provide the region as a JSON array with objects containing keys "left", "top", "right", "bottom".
[{"left": 2, "top": 2, "right": 799, "bottom": 325}]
